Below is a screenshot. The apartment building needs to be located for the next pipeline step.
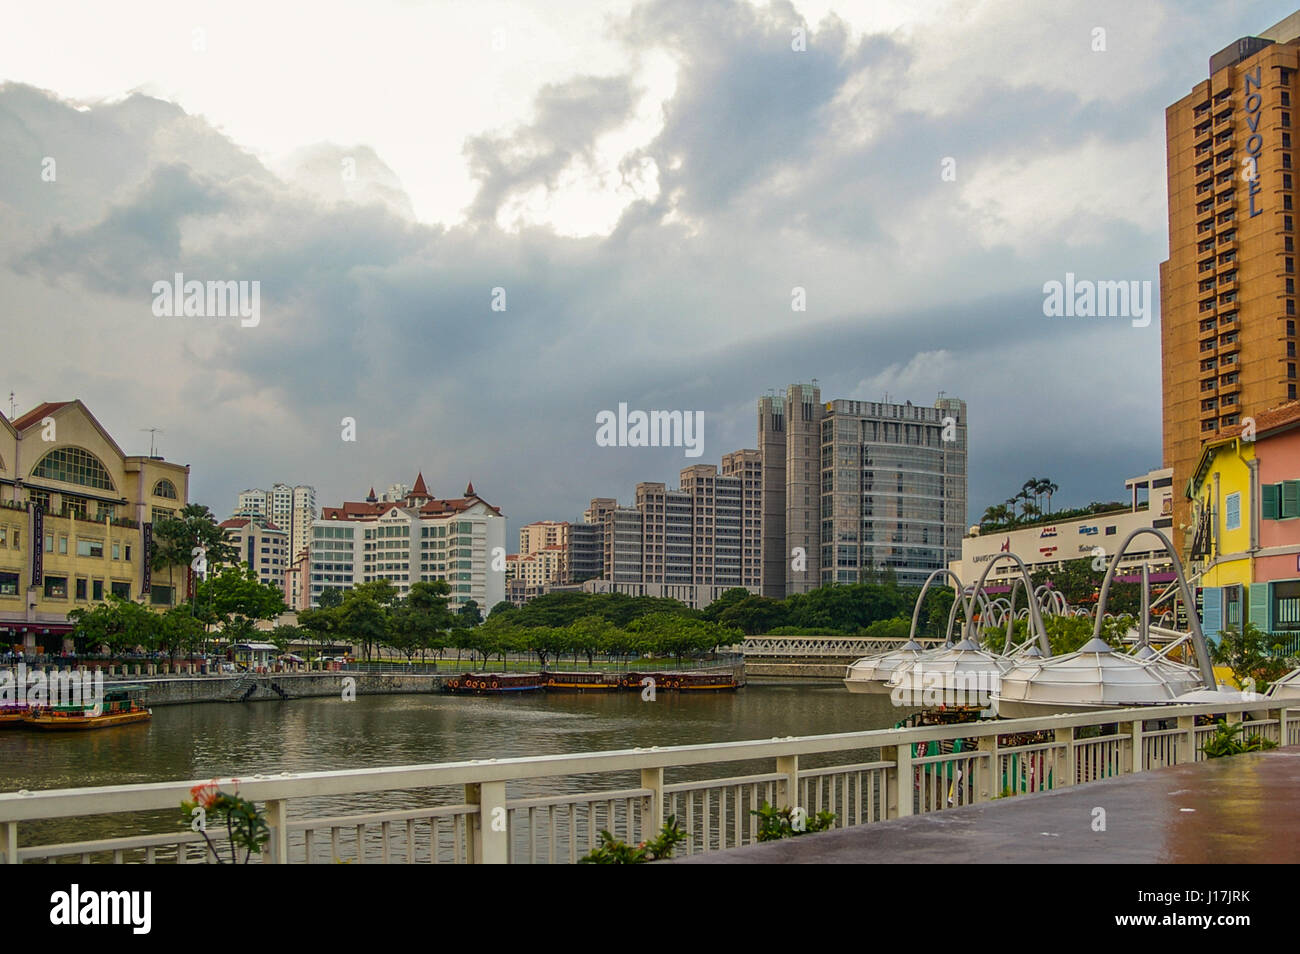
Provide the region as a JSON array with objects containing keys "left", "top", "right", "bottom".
[
  {"left": 219, "top": 516, "right": 290, "bottom": 594},
  {"left": 309, "top": 473, "right": 505, "bottom": 611}
]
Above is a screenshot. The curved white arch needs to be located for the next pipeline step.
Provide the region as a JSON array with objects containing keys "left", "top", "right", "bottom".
[
  {"left": 967, "top": 552, "right": 1052, "bottom": 655},
  {"left": 1093, "top": 527, "right": 1214, "bottom": 685}
]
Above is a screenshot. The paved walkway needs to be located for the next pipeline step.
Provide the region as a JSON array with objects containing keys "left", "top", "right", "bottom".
[{"left": 676, "top": 748, "right": 1300, "bottom": 864}]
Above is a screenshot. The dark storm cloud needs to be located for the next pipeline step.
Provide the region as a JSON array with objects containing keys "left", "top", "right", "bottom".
[{"left": 2, "top": 0, "right": 1228, "bottom": 531}]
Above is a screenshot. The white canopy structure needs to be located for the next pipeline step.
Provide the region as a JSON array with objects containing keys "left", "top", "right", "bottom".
[
  {"left": 1266, "top": 667, "right": 1300, "bottom": 702},
  {"left": 993, "top": 528, "right": 1214, "bottom": 717}
]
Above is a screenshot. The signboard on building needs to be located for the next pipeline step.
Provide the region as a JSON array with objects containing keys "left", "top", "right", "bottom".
[
  {"left": 31, "top": 503, "right": 43, "bottom": 587},
  {"left": 141, "top": 523, "right": 153, "bottom": 599}
]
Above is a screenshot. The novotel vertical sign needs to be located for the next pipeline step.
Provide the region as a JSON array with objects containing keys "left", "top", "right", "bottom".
[{"left": 1245, "top": 65, "right": 1264, "bottom": 217}]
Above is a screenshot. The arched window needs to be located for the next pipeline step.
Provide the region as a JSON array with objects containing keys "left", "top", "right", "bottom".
[
  {"left": 30, "top": 447, "right": 115, "bottom": 491},
  {"left": 153, "top": 479, "right": 179, "bottom": 500}
]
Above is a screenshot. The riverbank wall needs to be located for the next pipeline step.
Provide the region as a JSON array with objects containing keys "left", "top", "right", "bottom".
[
  {"left": 132, "top": 672, "right": 444, "bottom": 706},
  {"left": 60, "top": 661, "right": 747, "bottom": 706}
]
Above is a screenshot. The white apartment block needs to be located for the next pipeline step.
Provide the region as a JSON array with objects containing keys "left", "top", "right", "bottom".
[{"left": 308, "top": 473, "right": 505, "bottom": 611}]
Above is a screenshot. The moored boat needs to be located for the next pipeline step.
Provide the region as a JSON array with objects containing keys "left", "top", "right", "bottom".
[
  {"left": 544, "top": 671, "right": 622, "bottom": 692},
  {"left": 622, "top": 670, "right": 737, "bottom": 691},
  {"left": 23, "top": 685, "right": 151, "bottom": 731},
  {"left": 443, "top": 672, "right": 545, "bottom": 694},
  {"left": 0, "top": 705, "right": 31, "bottom": 728}
]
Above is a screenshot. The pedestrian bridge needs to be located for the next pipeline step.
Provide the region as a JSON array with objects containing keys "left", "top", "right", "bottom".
[
  {"left": 743, "top": 635, "right": 944, "bottom": 677},
  {"left": 2, "top": 699, "right": 1294, "bottom": 864}
]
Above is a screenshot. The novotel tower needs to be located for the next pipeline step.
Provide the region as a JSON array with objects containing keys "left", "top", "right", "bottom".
[{"left": 1161, "top": 11, "right": 1300, "bottom": 551}]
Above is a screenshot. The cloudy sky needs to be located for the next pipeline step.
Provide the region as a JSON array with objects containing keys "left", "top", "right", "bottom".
[{"left": 0, "top": 0, "right": 1289, "bottom": 535}]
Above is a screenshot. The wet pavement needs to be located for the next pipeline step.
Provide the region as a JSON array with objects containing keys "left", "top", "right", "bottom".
[{"left": 675, "top": 747, "right": 1300, "bottom": 864}]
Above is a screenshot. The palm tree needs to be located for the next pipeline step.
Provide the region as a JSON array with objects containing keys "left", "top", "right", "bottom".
[{"left": 1042, "top": 479, "right": 1059, "bottom": 514}]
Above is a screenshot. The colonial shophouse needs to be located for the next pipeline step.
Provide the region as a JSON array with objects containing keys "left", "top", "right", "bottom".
[{"left": 0, "top": 401, "right": 189, "bottom": 653}]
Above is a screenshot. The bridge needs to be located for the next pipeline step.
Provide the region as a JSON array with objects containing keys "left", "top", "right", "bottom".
[
  {"left": 743, "top": 635, "right": 945, "bottom": 678},
  {"left": 1, "top": 699, "right": 1293, "bottom": 864}
]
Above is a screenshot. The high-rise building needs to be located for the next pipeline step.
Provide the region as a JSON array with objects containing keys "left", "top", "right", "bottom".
[
  {"left": 234, "top": 483, "right": 316, "bottom": 570},
  {"left": 1162, "top": 12, "right": 1300, "bottom": 550},
  {"left": 308, "top": 473, "right": 505, "bottom": 611},
  {"left": 760, "top": 384, "right": 968, "bottom": 593},
  {"left": 722, "top": 449, "right": 764, "bottom": 592}
]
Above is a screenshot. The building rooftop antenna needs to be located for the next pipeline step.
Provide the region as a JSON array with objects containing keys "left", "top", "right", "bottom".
[
  {"left": 7, "top": 392, "right": 15, "bottom": 418},
  {"left": 140, "top": 426, "right": 164, "bottom": 457}
]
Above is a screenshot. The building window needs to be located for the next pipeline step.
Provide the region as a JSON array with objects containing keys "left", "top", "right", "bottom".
[
  {"left": 1225, "top": 492, "right": 1242, "bottom": 531},
  {"left": 58, "top": 536, "right": 68, "bottom": 555},
  {"left": 111, "top": 581, "right": 130, "bottom": 598},
  {"left": 1224, "top": 584, "right": 1243, "bottom": 627},
  {"left": 75, "top": 539, "right": 104, "bottom": 558},
  {"left": 44, "top": 576, "right": 68, "bottom": 599},
  {"left": 0, "top": 572, "right": 19, "bottom": 596},
  {"left": 30, "top": 447, "right": 116, "bottom": 491},
  {"left": 152, "top": 479, "right": 179, "bottom": 500},
  {"left": 92, "top": 580, "right": 103, "bottom": 601},
  {"left": 1273, "top": 580, "right": 1300, "bottom": 630},
  {"left": 75, "top": 578, "right": 87, "bottom": 600}
]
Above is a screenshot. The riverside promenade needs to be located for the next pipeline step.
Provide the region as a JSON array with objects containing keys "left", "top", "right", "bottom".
[{"left": 676, "top": 746, "right": 1300, "bottom": 863}]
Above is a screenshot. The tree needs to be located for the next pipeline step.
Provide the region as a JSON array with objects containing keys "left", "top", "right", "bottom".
[
  {"left": 338, "top": 589, "right": 388, "bottom": 661},
  {"left": 1212, "top": 623, "right": 1293, "bottom": 693},
  {"left": 298, "top": 607, "right": 340, "bottom": 660},
  {"left": 68, "top": 595, "right": 161, "bottom": 657},
  {"left": 197, "top": 565, "right": 287, "bottom": 648},
  {"left": 458, "top": 600, "right": 483, "bottom": 627},
  {"left": 408, "top": 581, "right": 453, "bottom": 664},
  {"left": 151, "top": 503, "right": 239, "bottom": 607},
  {"left": 318, "top": 587, "right": 344, "bottom": 609},
  {"left": 157, "top": 606, "right": 205, "bottom": 662}
]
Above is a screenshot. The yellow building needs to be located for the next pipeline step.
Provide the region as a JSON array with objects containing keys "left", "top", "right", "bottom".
[
  {"left": 0, "top": 401, "right": 189, "bottom": 654},
  {"left": 1187, "top": 400, "right": 1300, "bottom": 652}
]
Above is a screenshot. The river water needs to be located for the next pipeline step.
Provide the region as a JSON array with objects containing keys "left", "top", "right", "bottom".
[{"left": 1, "top": 682, "right": 906, "bottom": 855}]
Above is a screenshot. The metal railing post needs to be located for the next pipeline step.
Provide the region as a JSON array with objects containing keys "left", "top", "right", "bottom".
[
  {"left": 776, "top": 754, "right": 799, "bottom": 810},
  {"left": 464, "top": 781, "right": 508, "bottom": 864},
  {"left": 1053, "top": 727, "right": 1075, "bottom": 786},
  {"left": 977, "top": 733, "right": 998, "bottom": 800},
  {"left": 0, "top": 822, "right": 16, "bottom": 864},
  {"left": 1177, "top": 715, "right": 1197, "bottom": 764},
  {"left": 1121, "top": 720, "right": 1143, "bottom": 774},
  {"left": 893, "top": 743, "right": 914, "bottom": 817},
  {"left": 265, "top": 799, "right": 288, "bottom": 863},
  {"left": 641, "top": 767, "right": 664, "bottom": 839}
]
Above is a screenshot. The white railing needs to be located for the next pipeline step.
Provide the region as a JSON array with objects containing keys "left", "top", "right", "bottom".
[
  {"left": 1, "top": 701, "right": 1293, "bottom": 864},
  {"left": 744, "top": 636, "right": 945, "bottom": 658}
]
